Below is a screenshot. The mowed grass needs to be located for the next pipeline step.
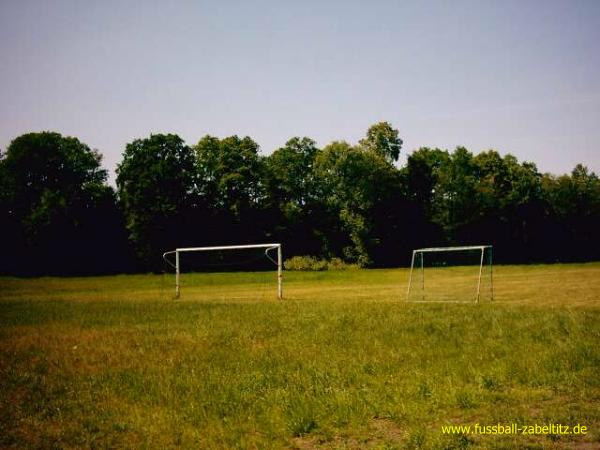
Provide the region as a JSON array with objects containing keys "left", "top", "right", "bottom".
[{"left": 0, "top": 264, "right": 599, "bottom": 449}]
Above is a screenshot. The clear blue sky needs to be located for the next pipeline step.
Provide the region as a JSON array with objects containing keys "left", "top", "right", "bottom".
[{"left": 1, "top": 0, "right": 599, "bottom": 183}]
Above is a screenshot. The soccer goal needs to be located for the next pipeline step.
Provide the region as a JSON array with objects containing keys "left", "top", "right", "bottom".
[
  {"left": 162, "top": 243, "right": 282, "bottom": 300},
  {"left": 406, "top": 245, "right": 493, "bottom": 303}
]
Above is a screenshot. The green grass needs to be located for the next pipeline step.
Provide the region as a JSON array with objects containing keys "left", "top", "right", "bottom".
[{"left": 1, "top": 263, "right": 599, "bottom": 449}]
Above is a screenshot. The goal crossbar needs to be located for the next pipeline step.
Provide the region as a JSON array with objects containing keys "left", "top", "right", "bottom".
[
  {"left": 163, "top": 243, "right": 283, "bottom": 300},
  {"left": 414, "top": 245, "right": 492, "bottom": 253},
  {"left": 175, "top": 243, "right": 281, "bottom": 253}
]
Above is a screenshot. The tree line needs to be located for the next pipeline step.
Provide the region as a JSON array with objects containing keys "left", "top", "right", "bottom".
[{"left": 1, "top": 123, "right": 599, "bottom": 275}]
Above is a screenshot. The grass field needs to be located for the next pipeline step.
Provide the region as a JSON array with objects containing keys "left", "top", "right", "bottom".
[{"left": 1, "top": 263, "right": 599, "bottom": 449}]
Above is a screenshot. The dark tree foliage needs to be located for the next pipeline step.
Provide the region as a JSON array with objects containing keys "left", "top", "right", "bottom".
[
  {"left": 263, "top": 137, "right": 323, "bottom": 257},
  {"left": 399, "top": 147, "right": 449, "bottom": 250},
  {"left": 468, "top": 152, "right": 547, "bottom": 263},
  {"left": 0, "top": 132, "right": 129, "bottom": 275},
  {"left": 195, "top": 135, "right": 263, "bottom": 214},
  {"left": 2, "top": 123, "right": 599, "bottom": 276},
  {"left": 116, "top": 134, "right": 197, "bottom": 270},
  {"left": 193, "top": 135, "right": 266, "bottom": 246},
  {"left": 313, "top": 141, "right": 405, "bottom": 266},
  {"left": 541, "top": 165, "right": 600, "bottom": 262},
  {"left": 403, "top": 147, "right": 600, "bottom": 264}
]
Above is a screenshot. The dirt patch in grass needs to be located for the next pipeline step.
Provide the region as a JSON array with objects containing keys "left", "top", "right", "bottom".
[{"left": 291, "top": 417, "right": 404, "bottom": 449}]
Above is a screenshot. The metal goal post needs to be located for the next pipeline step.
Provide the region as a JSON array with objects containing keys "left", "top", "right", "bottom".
[
  {"left": 163, "top": 243, "right": 283, "bottom": 300},
  {"left": 406, "top": 245, "right": 493, "bottom": 303}
]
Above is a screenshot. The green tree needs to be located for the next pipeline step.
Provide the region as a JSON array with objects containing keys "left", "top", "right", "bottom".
[
  {"left": 471, "top": 151, "right": 545, "bottom": 261},
  {"left": 264, "top": 137, "right": 318, "bottom": 209},
  {"left": 116, "top": 133, "right": 197, "bottom": 269},
  {"left": 473, "top": 151, "right": 542, "bottom": 213},
  {"left": 541, "top": 164, "right": 600, "bottom": 261},
  {"left": 543, "top": 164, "right": 600, "bottom": 218},
  {"left": 398, "top": 147, "right": 450, "bottom": 249},
  {"left": 359, "top": 121, "right": 403, "bottom": 163},
  {"left": 0, "top": 132, "right": 114, "bottom": 274},
  {"left": 402, "top": 147, "right": 450, "bottom": 209},
  {"left": 192, "top": 135, "right": 266, "bottom": 246},
  {"left": 263, "top": 137, "right": 322, "bottom": 255},
  {"left": 314, "top": 141, "right": 401, "bottom": 265},
  {"left": 430, "top": 146, "right": 479, "bottom": 236},
  {"left": 417, "top": 147, "right": 545, "bottom": 261},
  {"left": 194, "top": 135, "right": 263, "bottom": 218}
]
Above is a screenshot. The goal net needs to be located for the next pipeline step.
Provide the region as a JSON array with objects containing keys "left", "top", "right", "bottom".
[
  {"left": 406, "top": 245, "right": 493, "bottom": 303},
  {"left": 162, "top": 244, "right": 282, "bottom": 300}
]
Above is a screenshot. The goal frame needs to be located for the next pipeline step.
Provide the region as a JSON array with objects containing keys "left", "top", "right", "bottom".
[
  {"left": 162, "top": 243, "right": 283, "bottom": 300},
  {"left": 406, "top": 245, "right": 493, "bottom": 303}
]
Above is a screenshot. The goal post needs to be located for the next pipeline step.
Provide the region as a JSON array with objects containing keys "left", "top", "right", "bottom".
[
  {"left": 162, "top": 243, "right": 283, "bottom": 300},
  {"left": 406, "top": 245, "right": 493, "bottom": 303}
]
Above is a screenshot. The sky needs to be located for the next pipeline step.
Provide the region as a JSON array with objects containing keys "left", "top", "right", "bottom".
[{"left": 1, "top": 0, "right": 599, "bottom": 184}]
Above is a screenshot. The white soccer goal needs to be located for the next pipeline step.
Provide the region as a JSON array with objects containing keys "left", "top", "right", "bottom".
[
  {"left": 406, "top": 245, "right": 493, "bottom": 303},
  {"left": 162, "top": 243, "right": 282, "bottom": 300}
]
